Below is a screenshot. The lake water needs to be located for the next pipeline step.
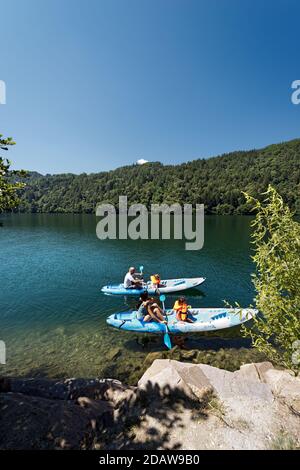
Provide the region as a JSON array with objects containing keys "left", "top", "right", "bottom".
[{"left": 0, "top": 214, "right": 257, "bottom": 381}]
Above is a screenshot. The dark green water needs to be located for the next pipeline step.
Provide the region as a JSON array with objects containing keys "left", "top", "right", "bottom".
[{"left": 0, "top": 214, "right": 255, "bottom": 379}]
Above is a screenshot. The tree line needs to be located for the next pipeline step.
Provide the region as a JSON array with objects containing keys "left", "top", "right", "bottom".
[{"left": 14, "top": 138, "right": 300, "bottom": 214}]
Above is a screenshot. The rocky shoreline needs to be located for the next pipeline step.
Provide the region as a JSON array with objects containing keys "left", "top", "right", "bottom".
[
  {"left": 1, "top": 360, "right": 300, "bottom": 450},
  {"left": 100, "top": 341, "right": 269, "bottom": 385}
]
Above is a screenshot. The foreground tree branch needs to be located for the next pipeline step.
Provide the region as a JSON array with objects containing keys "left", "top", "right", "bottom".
[{"left": 242, "top": 186, "right": 300, "bottom": 375}]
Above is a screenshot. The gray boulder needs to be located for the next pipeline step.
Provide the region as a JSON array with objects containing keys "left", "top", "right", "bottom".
[
  {"left": 137, "top": 360, "right": 300, "bottom": 450},
  {"left": 138, "top": 359, "right": 213, "bottom": 400}
]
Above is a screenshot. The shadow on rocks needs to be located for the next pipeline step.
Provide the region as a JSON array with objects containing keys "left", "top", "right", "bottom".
[{"left": 104, "top": 379, "right": 211, "bottom": 450}]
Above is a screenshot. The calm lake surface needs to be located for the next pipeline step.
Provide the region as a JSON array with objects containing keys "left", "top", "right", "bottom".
[{"left": 0, "top": 214, "right": 255, "bottom": 379}]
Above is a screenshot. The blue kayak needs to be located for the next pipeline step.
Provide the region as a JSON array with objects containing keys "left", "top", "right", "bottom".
[
  {"left": 101, "top": 277, "right": 205, "bottom": 296},
  {"left": 106, "top": 308, "right": 257, "bottom": 334}
]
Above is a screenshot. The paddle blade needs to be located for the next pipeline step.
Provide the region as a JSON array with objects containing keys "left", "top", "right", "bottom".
[{"left": 163, "top": 332, "right": 172, "bottom": 350}]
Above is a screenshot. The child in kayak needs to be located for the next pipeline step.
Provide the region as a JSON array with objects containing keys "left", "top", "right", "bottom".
[
  {"left": 150, "top": 274, "right": 161, "bottom": 289},
  {"left": 173, "top": 297, "right": 194, "bottom": 323},
  {"left": 136, "top": 292, "right": 167, "bottom": 324}
]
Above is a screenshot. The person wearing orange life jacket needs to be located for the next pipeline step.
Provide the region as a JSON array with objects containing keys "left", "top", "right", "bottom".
[
  {"left": 150, "top": 274, "right": 161, "bottom": 289},
  {"left": 173, "top": 297, "right": 194, "bottom": 323}
]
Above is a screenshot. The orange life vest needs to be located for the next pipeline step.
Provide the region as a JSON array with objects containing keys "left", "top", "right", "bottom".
[
  {"left": 173, "top": 300, "right": 188, "bottom": 320},
  {"left": 150, "top": 274, "right": 160, "bottom": 286}
]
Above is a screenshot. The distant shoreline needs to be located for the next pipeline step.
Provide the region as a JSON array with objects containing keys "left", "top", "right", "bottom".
[{"left": 10, "top": 137, "right": 299, "bottom": 216}]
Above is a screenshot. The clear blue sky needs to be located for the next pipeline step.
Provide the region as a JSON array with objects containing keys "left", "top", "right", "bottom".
[{"left": 0, "top": 0, "right": 299, "bottom": 174}]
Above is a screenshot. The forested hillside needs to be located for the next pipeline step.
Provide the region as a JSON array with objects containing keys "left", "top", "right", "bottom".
[{"left": 17, "top": 139, "right": 300, "bottom": 214}]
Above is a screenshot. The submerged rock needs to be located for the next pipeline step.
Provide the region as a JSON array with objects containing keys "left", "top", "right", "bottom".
[
  {"left": 179, "top": 349, "right": 198, "bottom": 361},
  {"left": 143, "top": 351, "right": 166, "bottom": 368},
  {"left": 106, "top": 347, "right": 122, "bottom": 361}
]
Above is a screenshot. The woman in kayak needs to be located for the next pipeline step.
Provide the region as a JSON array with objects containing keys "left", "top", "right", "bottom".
[
  {"left": 173, "top": 297, "right": 195, "bottom": 323},
  {"left": 136, "top": 292, "right": 167, "bottom": 324},
  {"left": 136, "top": 292, "right": 151, "bottom": 322}
]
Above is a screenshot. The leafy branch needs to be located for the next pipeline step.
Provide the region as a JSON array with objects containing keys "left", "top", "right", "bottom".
[
  {"left": 0, "top": 134, "right": 27, "bottom": 212},
  {"left": 241, "top": 186, "right": 300, "bottom": 375}
]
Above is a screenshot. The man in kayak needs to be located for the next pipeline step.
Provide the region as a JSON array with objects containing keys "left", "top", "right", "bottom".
[
  {"left": 123, "top": 267, "right": 142, "bottom": 289},
  {"left": 136, "top": 292, "right": 167, "bottom": 324}
]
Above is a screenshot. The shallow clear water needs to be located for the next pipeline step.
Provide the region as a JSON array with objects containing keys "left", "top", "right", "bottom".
[{"left": 0, "top": 214, "right": 255, "bottom": 379}]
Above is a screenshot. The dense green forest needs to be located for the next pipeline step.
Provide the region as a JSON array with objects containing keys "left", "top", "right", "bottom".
[{"left": 16, "top": 138, "right": 300, "bottom": 214}]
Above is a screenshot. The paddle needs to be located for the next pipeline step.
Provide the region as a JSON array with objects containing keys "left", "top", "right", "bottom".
[
  {"left": 138, "top": 265, "right": 145, "bottom": 287},
  {"left": 159, "top": 294, "right": 172, "bottom": 350}
]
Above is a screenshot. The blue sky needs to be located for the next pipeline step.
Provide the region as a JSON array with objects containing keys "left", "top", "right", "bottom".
[{"left": 0, "top": 0, "right": 299, "bottom": 174}]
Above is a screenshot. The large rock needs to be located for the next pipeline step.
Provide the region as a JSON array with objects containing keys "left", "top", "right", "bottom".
[
  {"left": 234, "top": 362, "right": 274, "bottom": 382},
  {"left": 139, "top": 359, "right": 214, "bottom": 400},
  {"left": 0, "top": 392, "right": 113, "bottom": 450},
  {"left": 4, "top": 377, "right": 133, "bottom": 404},
  {"left": 138, "top": 359, "right": 274, "bottom": 403},
  {"left": 261, "top": 369, "right": 300, "bottom": 399},
  {"left": 137, "top": 359, "right": 290, "bottom": 450},
  {"left": 235, "top": 363, "right": 300, "bottom": 410},
  {"left": 1, "top": 361, "right": 300, "bottom": 450},
  {"left": 200, "top": 363, "right": 274, "bottom": 402},
  {"left": 261, "top": 368, "right": 300, "bottom": 414}
]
